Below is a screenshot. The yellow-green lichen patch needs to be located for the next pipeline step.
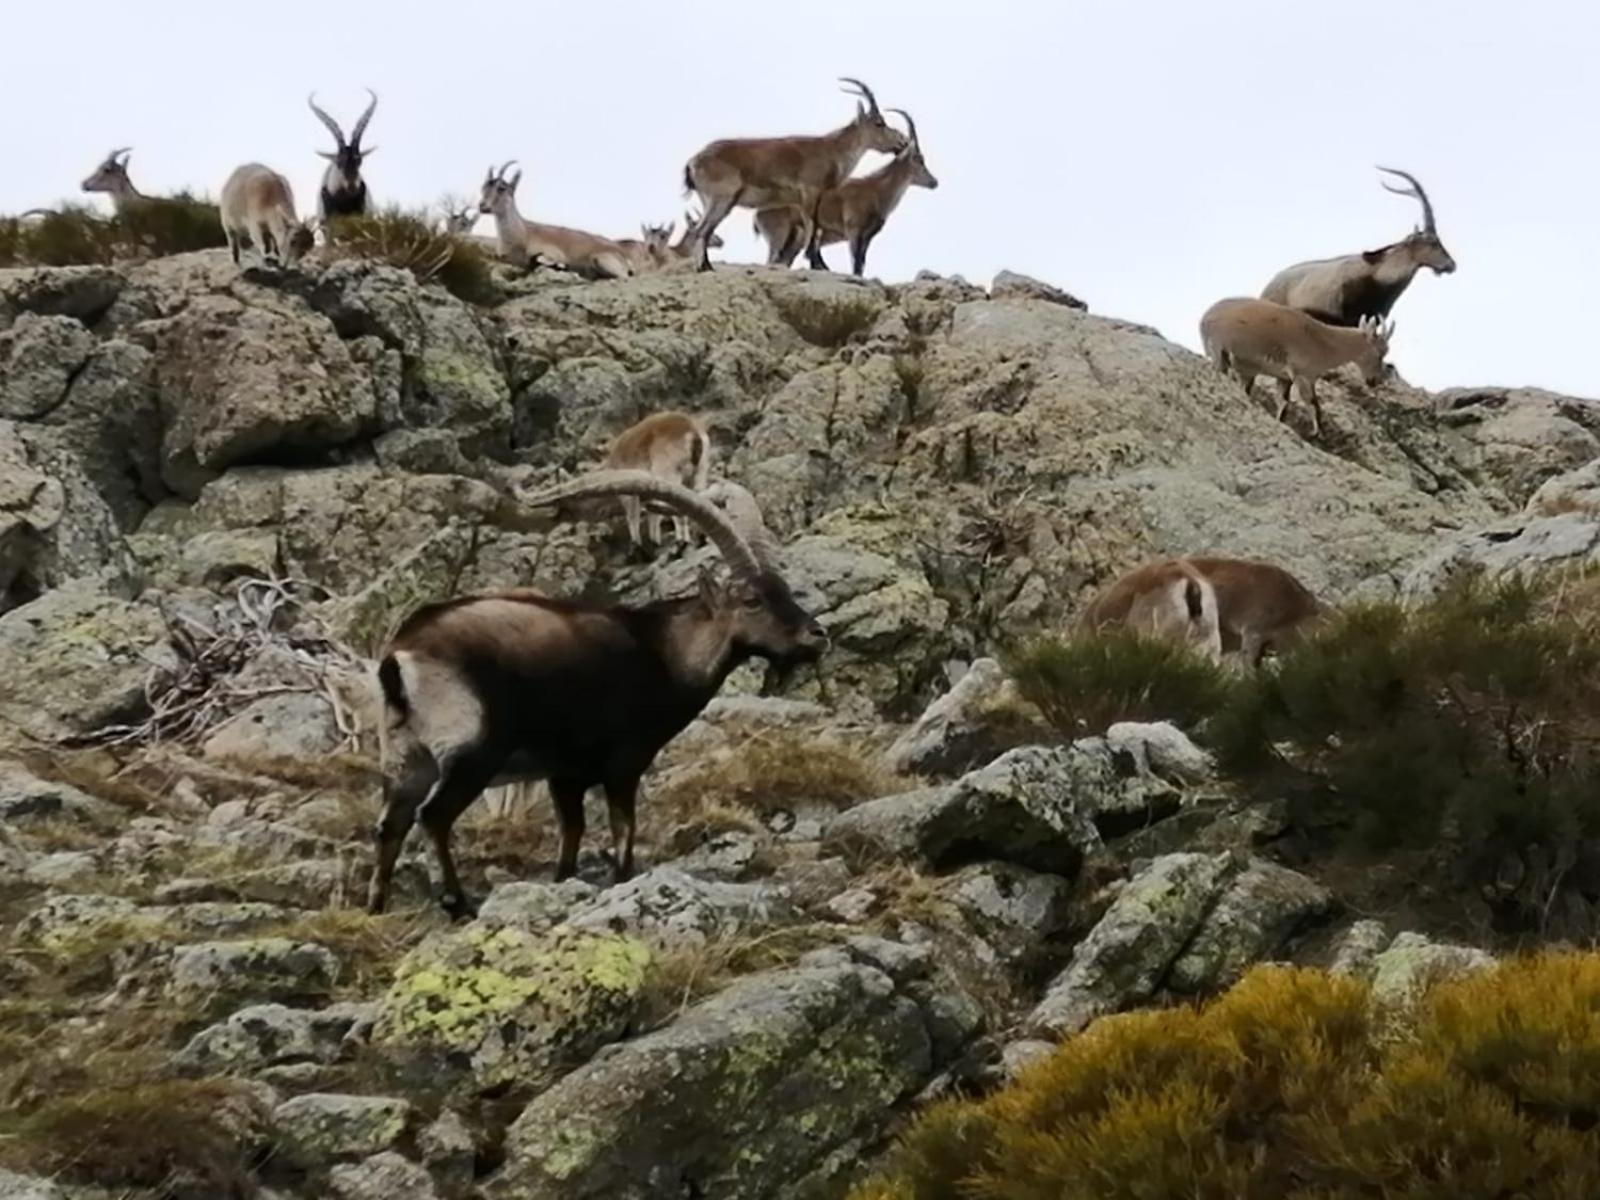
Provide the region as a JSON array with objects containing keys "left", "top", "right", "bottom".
[{"left": 376, "top": 922, "right": 650, "bottom": 1090}]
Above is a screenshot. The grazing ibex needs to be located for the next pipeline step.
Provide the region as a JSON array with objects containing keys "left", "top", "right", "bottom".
[
  {"left": 753, "top": 108, "right": 936, "bottom": 275},
  {"left": 682, "top": 77, "right": 908, "bottom": 271},
  {"left": 1079, "top": 559, "right": 1222, "bottom": 661},
  {"left": 477, "top": 162, "right": 632, "bottom": 279},
  {"left": 308, "top": 89, "right": 378, "bottom": 222},
  {"left": 81, "top": 149, "right": 144, "bottom": 213},
  {"left": 1200, "top": 297, "right": 1394, "bottom": 438},
  {"left": 365, "top": 470, "right": 829, "bottom": 916},
  {"left": 219, "top": 164, "right": 315, "bottom": 266},
  {"left": 602, "top": 412, "right": 713, "bottom": 546},
  {"left": 1262, "top": 167, "right": 1455, "bottom": 327}
]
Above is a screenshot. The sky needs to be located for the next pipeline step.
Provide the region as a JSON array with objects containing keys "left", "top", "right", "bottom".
[{"left": 3, "top": 0, "right": 1596, "bottom": 397}]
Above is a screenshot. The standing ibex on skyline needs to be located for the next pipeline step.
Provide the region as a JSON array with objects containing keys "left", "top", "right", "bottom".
[
  {"left": 308, "top": 89, "right": 378, "bottom": 223},
  {"left": 753, "top": 108, "right": 936, "bottom": 275},
  {"left": 1201, "top": 297, "right": 1394, "bottom": 438},
  {"left": 81, "top": 149, "right": 145, "bottom": 213},
  {"left": 219, "top": 164, "right": 316, "bottom": 267},
  {"left": 478, "top": 161, "right": 632, "bottom": 279},
  {"left": 681, "top": 78, "right": 907, "bottom": 272},
  {"left": 1261, "top": 167, "right": 1455, "bottom": 327},
  {"left": 364, "top": 470, "right": 828, "bottom": 916}
]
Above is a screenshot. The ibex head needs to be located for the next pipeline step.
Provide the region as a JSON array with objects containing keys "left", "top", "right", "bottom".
[
  {"left": 839, "top": 77, "right": 908, "bottom": 156},
  {"left": 478, "top": 161, "right": 522, "bottom": 216},
  {"left": 886, "top": 108, "right": 938, "bottom": 189},
  {"left": 1375, "top": 166, "right": 1454, "bottom": 276},
  {"left": 442, "top": 204, "right": 478, "bottom": 236},
  {"left": 81, "top": 148, "right": 133, "bottom": 196},
  {"left": 1354, "top": 315, "right": 1397, "bottom": 385},
  {"left": 309, "top": 89, "right": 378, "bottom": 185}
]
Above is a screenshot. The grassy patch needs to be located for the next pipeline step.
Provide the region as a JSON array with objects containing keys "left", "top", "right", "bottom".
[
  {"left": 635, "top": 924, "right": 839, "bottom": 1031},
  {"left": 771, "top": 288, "right": 883, "bottom": 348},
  {"left": 1008, "top": 630, "right": 1232, "bottom": 738},
  {"left": 0, "top": 194, "right": 225, "bottom": 266},
  {"left": 325, "top": 208, "right": 498, "bottom": 304},
  {"left": 262, "top": 908, "right": 436, "bottom": 998},
  {"left": 856, "top": 955, "right": 1600, "bottom": 1199}
]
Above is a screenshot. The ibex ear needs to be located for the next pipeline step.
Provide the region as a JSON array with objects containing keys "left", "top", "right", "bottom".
[
  {"left": 1361, "top": 249, "right": 1384, "bottom": 264},
  {"left": 508, "top": 170, "right": 522, "bottom": 190}
]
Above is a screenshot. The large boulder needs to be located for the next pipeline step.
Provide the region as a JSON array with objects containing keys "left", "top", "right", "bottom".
[
  {"left": 375, "top": 923, "right": 650, "bottom": 1092},
  {"left": 177, "top": 1001, "right": 377, "bottom": 1075},
  {"left": 1166, "top": 858, "right": 1333, "bottom": 992},
  {"left": 565, "top": 866, "right": 792, "bottom": 948},
  {"left": 1401, "top": 513, "right": 1600, "bottom": 600},
  {"left": 1435, "top": 387, "right": 1600, "bottom": 506},
  {"left": 489, "top": 959, "right": 932, "bottom": 1200}
]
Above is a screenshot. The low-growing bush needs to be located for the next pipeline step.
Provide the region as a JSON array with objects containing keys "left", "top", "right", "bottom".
[
  {"left": 1008, "top": 629, "right": 1232, "bottom": 737},
  {"left": 325, "top": 208, "right": 498, "bottom": 304},
  {"left": 770, "top": 287, "right": 883, "bottom": 347},
  {"left": 0, "top": 194, "right": 224, "bottom": 266},
  {"left": 1211, "top": 576, "right": 1600, "bottom": 930},
  {"left": 854, "top": 954, "right": 1600, "bottom": 1199}
]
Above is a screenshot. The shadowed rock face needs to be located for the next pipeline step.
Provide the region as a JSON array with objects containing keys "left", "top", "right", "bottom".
[{"left": 0, "top": 250, "right": 1593, "bottom": 1199}]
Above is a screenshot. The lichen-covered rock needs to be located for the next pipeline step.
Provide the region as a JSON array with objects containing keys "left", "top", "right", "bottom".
[
  {"left": 1027, "top": 851, "right": 1238, "bottom": 1037},
  {"left": 1401, "top": 513, "right": 1600, "bottom": 600},
  {"left": 823, "top": 745, "right": 1104, "bottom": 874},
  {"left": 887, "top": 657, "right": 1032, "bottom": 776},
  {"left": 945, "top": 860, "right": 1075, "bottom": 972},
  {"left": 176, "top": 1001, "right": 376, "bottom": 1074},
  {"left": 167, "top": 938, "right": 339, "bottom": 1004},
  {"left": 565, "top": 866, "right": 792, "bottom": 948},
  {"left": 1435, "top": 386, "right": 1600, "bottom": 506},
  {"left": 0, "top": 263, "right": 122, "bottom": 328},
  {"left": 476, "top": 879, "right": 599, "bottom": 930},
  {"left": 1527, "top": 458, "right": 1600, "bottom": 517},
  {"left": 1166, "top": 858, "right": 1332, "bottom": 992},
  {"left": 0, "top": 761, "right": 116, "bottom": 825},
  {"left": 418, "top": 1110, "right": 476, "bottom": 1198},
  {"left": 488, "top": 960, "right": 932, "bottom": 1200},
  {"left": 1369, "top": 931, "right": 1494, "bottom": 1012},
  {"left": 0, "top": 589, "right": 175, "bottom": 741},
  {"left": 1104, "top": 721, "right": 1215, "bottom": 786},
  {"left": 1327, "top": 919, "right": 1394, "bottom": 979},
  {"left": 14, "top": 892, "right": 147, "bottom": 948},
  {"left": 328, "top": 1151, "right": 441, "bottom": 1200},
  {"left": 375, "top": 923, "right": 650, "bottom": 1091},
  {"left": 990, "top": 269, "right": 1087, "bottom": 310},
  {"left": 273, "top": 1093, "right": 413, "bottom": 1164},
  {"left": 200, "top": 691, "right": 343, "bottom": 760}
]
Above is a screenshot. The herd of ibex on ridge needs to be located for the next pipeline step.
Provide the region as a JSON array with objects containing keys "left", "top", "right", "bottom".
[{"left": 60, "top": 79, "right": 1457, "bottom": 916}]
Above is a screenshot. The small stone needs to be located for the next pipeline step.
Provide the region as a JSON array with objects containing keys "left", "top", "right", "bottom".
[
  {"left": 274, "top": 1093, "right": 413, "bottom": 1164},
  {"left": 1328, "top": 919, "right": 1392, "bottom": 980},
  {"left": 168, "top": 938, "right": 339, "bottom": 1004},
  {"left": 328, "top": 1151, "right": 440, "bottom": 1200}
]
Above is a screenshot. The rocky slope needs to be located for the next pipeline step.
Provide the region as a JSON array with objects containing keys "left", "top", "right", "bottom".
[{"left": 2, "top": 250, "right": 1599, "bottom": 1200}]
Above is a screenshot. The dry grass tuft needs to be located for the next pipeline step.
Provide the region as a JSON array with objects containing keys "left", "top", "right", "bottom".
[
  {"left": 262, "top": 907, "right": 437, "bottom": 998},
  {"left": 635, "top": 924, "right": 841, "bottom": 1031},
  {"left": 325, "top": 208, "right": 499, "bottom": 304}
]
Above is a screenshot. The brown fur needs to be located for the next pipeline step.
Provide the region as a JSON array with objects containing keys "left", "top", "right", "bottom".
[
  {"left": 1079, "top": 559, "right": 1222, "bottom": 659},
  {"left": 1184, "top": 556, "right": 1324, "bottom": 665},
  {"left": 219, "top": 163, "right": 314, "bottom": 266},
  {"left": 602, "top": 413, "right": 712, "bottom": 546}
]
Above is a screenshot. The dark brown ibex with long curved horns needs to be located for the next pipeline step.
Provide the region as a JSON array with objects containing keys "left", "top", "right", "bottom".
[
  {"left": 1261, "top": 166, "right": 1455, "bottom": 327},
  {"left": 365, "top": 470, "right": 828, "bottom": 917},
  {"left": 308, "top": 89, "right": 378, "bottom": 223},
  {"left": 681, "top": 77, "right": 907, "bottom": 272}
]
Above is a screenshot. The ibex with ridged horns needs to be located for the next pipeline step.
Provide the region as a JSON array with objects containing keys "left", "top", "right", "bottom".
[
  {"left": 478, "top": 161, "right": 632, "bottom": 279},
  {"left": 308, "top": 89, "right": 378, "bottom": 223},
  {"left": 365, "top": 470, "right": 829, "bottom": 917},
  {"left": 1262, "top": 167, "right": 1455, "bottom": 327},
  {"left": 681, "top": 77, "right": 908, "bottom": 272},
  {"left": 754, "top": 108, "right": 936, "bottom": 275}
]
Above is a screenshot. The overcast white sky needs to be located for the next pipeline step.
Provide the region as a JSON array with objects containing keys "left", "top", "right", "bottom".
[{"left": 4, "top": 0, "right": 1595, "bottom": 396}]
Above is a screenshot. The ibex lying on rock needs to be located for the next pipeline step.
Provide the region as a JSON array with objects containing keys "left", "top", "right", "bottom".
[
  {"left": 754, "top": 108, "right": 937, "bottom": 275},
  {"left": 1200, "top": 297, "right": 1394, "bottom": 438},
  {"left": 1078, "top": 559, "right": 1222, "bottom": 660},
  {"left": 478, "top": 162, "right": 632, "bottom": 279},
  {"left": 1262, "top": 167, "right": 1455, "bottom": 326},
  {"left": 81, "top": 148, "right": 144, "bottom": 213},
  {"left": 219, "top": 164, "right": 316, "bottom": 266},
  {"left": 365, "top": 470, "right": 829, "bottom": 916},
  {"left": 682, "top": 77, "right": 907, "bottom": 271},
  {"left": 602, "top": 412, "right": 713, "bottom": 546},
  {"left": 309, "top": 90, "right": 378, "bottom": 223},
  {"left": 616, "top": 222, "right": 675, "bottom": 274}
]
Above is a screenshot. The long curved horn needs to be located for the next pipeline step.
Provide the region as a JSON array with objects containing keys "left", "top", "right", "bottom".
[
  {"left": 307, "top": 93, "right": 347, "bottom": 149},
  {"left": 1377, "top": 166, "right": 1436, "bottom": 234},
  {"left": 885, "top": 108, "right": 919, "bottom": 150},
  {"left": 350, "top": 88, "right": 378, "bottom": 149},
  {"left": 702, "top": 479, "right": 779, "bottom": 571},
  {"left": 838, "top": 77, "right": 881, "bottom": 115},
  {"left": 519, "top": 470, "right": 764, "bottom": 581}
]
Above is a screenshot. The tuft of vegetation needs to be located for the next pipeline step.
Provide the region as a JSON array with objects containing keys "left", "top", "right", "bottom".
[
  {"left": 1211, "top": 576, "right": 1600, "bottom": 932},
  {"left": 635, "top": 925, "right": 839, "bottom": 1031},
  {"left": 854, "top": 954, "right": 1600, "bottom": 1199},
  {"left": 770, "top": 287, "right": 883, "bottom": 348},
  {"left": 0, "top": 194, "right": 225, "bottom": 267},
  {"left": 325, "top": 208, "right": 498, "bottom": 304},
  {"left": 1008, "top": 629, "right": 1232, "bottom": 737}
]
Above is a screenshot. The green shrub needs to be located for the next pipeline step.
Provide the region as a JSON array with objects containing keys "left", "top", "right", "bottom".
[
  {"left": 0, "top": 195, "right": 225, "bottom": 267},
  {"left": 854, "top": 956, "right": 1600, "bottom": 1200},
  {"left": 324, "top": 208, "right": 498, "bottom": 304},
  {"left": 1008, "top": 630, "right": 1232, "bottom": 737},
  {"left": 1210, "top": 576, "right": 1600, "bottom": 925}
]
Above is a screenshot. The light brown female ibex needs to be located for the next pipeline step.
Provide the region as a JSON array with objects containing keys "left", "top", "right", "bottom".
[
  {"left": 478, "top": 162, "right": 632, "bottom": 279},
  {"left": 681, "top": 78, "right": 907, "bottom": 272},
  {"left": 219, "top": 164, "right": 316, "bottom": 267},
  {"left": 753, "top": 108, "right": 937, "bottom": 275},
  {"left": 1200, "top": 297, "right": 1394, "bottom": 438},
  {"left": 1078, "top": 559, "right": 1222, "bottom": 660},
  {"left": 601, "top": 411, "right": 713, "bottom": 546},
  {"left": 1262, "top": 167, "right": 1455, "bottom": 327}
]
